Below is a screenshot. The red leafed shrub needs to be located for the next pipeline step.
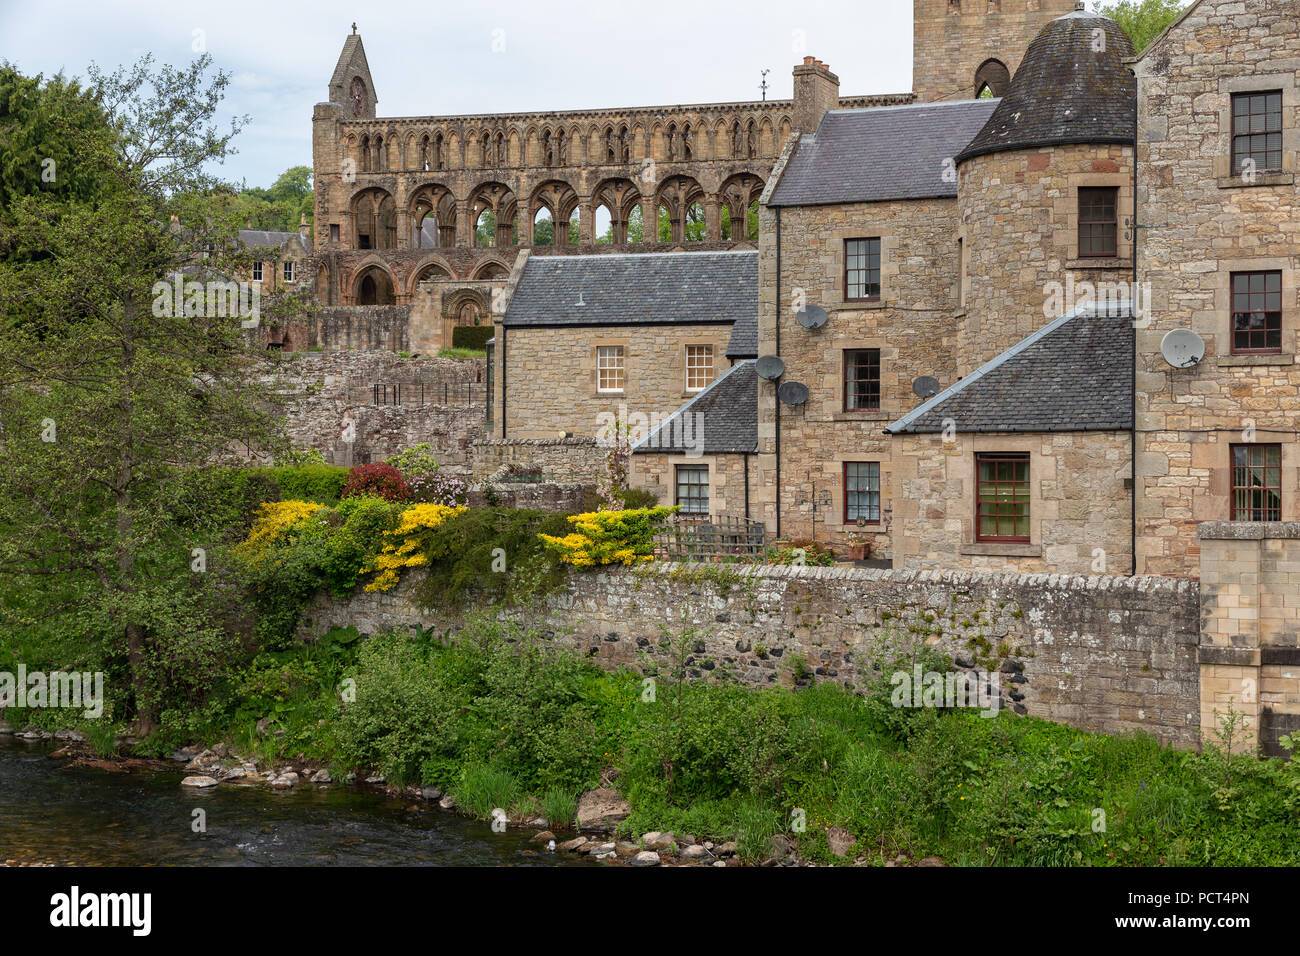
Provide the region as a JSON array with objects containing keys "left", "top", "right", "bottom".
[{"left": 341, "top": 463, "right": 412, "bottom": 502}]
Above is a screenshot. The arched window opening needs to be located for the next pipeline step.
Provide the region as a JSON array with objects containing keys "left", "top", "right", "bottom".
[
  {"left": 657, "top": 204, "right": 672, "bottom": 242},
  {"left": 973, "top": 59, "right": 1010, "bottom": 99},
  {"left": 419, "top": 135, "right": 430, "bottom": 172},
  {"left": 475, "top": 209, "right": 496, "bottom": 248},
  {"left": 566, "top": 208, "right": 580, "bottom": 245},
  {"left": 626, "top": 206, "right": 644, "bottom": 243},
  {"left": 684, "top": 202, "right": 706, "bottom": 241},
  {"left": 533, "top": 207, "right": 554, "bottom": 246},
  {"left": 359, "top": 134, "right": 371, "bottom": 173},
  {"left": 594, "top": 204, "right": 614, "bottom": 244}
]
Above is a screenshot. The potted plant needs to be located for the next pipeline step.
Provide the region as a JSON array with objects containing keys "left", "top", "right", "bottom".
[{"left": 845, "top": 521, "right": 871, "bottom": 561}]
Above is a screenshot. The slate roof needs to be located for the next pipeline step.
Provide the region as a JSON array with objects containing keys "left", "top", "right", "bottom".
[
  {"left": 885, "top": 303, "right": 1133, "bottom": 434},
  {"left": 633, "top": 360, "right": 757, "bottom": 455},
  {"left": 503, "top": 250, "right": 757, "bottom": 328},
  {"left": 238, "top": 229, "right": 298, "bottom": 249},
  {"left": 766, "top": 99, "right": 999, "bottom": 207},
  {"left": 726, "top": 309, "right": 757, "bottom": 359},
  {"left": 955, "top": 10, "right": 1135, "bottom": 163}
]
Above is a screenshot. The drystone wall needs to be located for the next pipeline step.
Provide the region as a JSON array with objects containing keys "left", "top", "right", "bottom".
[{"left": 298, "top": 563, "right": 1202, "bottom": 748}]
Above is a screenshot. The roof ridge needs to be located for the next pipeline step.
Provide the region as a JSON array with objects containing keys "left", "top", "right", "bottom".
[{"left": 527, "top": 249, "right": 759, "bottom": 264}]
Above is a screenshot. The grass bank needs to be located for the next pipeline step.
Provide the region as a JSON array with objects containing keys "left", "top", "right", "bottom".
[{"left": 11, "top": 615, "right": 1297, "bottom": 866}]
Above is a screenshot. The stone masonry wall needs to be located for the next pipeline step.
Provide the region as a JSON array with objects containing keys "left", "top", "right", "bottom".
[
  {"left": 755, "top": 196, "right": 963, "bottom": 556},
  {"left": 497, "top": 324, "right": 734, "bottom": 440},
  {"left": 1198, "top": 522, "right": 1300, "bottom": 755},
  {"left": 912, "top": 0, "right": 1077, "bottom": 103},
  {"left": 298, "top": 563, "right": 1202, "bottom": 748},
  {"left": 1134, "top": 0, "right": 1300, "bottom": 578},
  {"left": 957, "top": 142, "right": 1135, "bottom": 377},
  {"left": 892, "top": 430, "right": 1133, "bottom": 575},
  {"left": 470, "top": 438, "right": 608, "bottom": 481},
  {"left": 260, "top": 351, "right": 486, "bottom": 468}
]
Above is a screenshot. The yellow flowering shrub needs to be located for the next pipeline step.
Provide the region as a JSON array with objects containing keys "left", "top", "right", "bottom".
[
  {"left": 538, "top": 507, "right": 675, "bottom": 568},
  {"left": 234, "top": 500, "right": 326, "bottom": 570},
  {"left": 362, "top": 503, "right": 467, "bottom": 591}
]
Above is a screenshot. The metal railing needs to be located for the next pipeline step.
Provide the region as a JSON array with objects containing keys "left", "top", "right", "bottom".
[
  {"left": 349, "top": 381, "right": 486, "bottom": 407},
  {"left": 653, "top": 513, "right": 767, "bottom": 562}
]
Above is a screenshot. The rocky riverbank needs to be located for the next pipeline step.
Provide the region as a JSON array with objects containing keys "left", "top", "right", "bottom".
[{"left": 3, "top": 723, "right": 938, "bottom": 867}]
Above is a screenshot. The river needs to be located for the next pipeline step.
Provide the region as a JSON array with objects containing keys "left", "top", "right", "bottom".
[{"left": 0, "top": 738, "right": 594, "bottom": 866}]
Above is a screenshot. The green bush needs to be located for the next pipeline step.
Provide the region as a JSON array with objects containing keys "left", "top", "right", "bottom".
[
  {"left": 414, "top": 507, "right": 573, "bottom": 610},
  {"left": 265, "top": 464, "right": 350, "bottom": 504},
  {"left": 451, "top": 324, "right": 494, "bottom": 351}
]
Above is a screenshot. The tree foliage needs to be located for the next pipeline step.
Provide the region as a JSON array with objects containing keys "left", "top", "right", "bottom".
[
  {"left": 0, "top": 55, "right": 289, "bottom": 734},
  {"left": 1093, "top": 0, "right": 1192, "bottom": 52}
]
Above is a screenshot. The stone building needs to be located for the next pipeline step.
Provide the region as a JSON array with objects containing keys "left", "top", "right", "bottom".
[
  {"left": 912, "top": 0, "right": 1079, "bottom": 102},
  {"left": 490, "top": 249, "right": 757, "bottom": 441},
  {"left": 631, "top": 359, "right": 761, "bottom": 521},
  {"left": 1133, "top": 0, "right": 1300, "bottom": 578},
  {"left": 309, "top": 27, "right": 909, "bottom": 308}
]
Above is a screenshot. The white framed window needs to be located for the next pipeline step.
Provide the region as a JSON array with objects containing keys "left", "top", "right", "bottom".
[
  {"left": 686, "top": 344, "right": 714, "bottom": 391},
  {"left": 283, "top": 260, "right": 294, "bottom": 281},
  {"left": 252, "top": 260, "right": 263, "bottom": 282},
  {"left": 597, "top": 345, "right": 625, "bottom": 392}
]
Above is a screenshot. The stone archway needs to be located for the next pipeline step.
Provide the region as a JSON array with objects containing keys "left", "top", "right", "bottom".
[
  {"left": 974, "top": 59, "right": 1011, "bottom": 99},
  {"left": 352, "top": 264, "right": 396, "bottom": 305}
]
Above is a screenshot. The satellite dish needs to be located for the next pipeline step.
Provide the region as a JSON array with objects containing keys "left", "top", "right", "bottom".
[
  {"left": 1160, "top": 328, "right": 1205, "bottom": 368},
  {"left": 756, "top": 355, "right": 785, "bottom": 380},
  {"left": 795, "top": 305, "right": 828, "bottom": 330},
  {"left": 912, "top": 375, "right": 941, "bottom": 399},
  {"left": 777, "top": 381, "right": 809, "bottom": 406}
]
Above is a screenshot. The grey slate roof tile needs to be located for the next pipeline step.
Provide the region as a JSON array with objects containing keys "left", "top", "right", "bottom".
[
  {"left": 726, "top": 310, "right": 757, "bottom": 358},
  {"left": 237, "top": 229, "right": 298, "bottom": 249},
  {"left": 886, "top": 304, "right": 1133, "bottom": 434},
  {"left": 633, "top": 360, "right": 757, "bottom": 455},
  {"left": 955, "top": 11, "right": 1135, "bottom": 163},
  {"left": 503, "top": 250, "right": 757, "bottom": 328},
  {"left": 767, "top": 100, "right": 999, "bottom": 207}
]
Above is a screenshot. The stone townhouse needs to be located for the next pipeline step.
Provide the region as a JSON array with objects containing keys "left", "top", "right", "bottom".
[
  {"left": 1132, "top": 0, "right": 1300, "bottom": 579},
  {"left": 489, "top": 249, "right": 757, "bottom": 441},
  {"left": 753, "top": 6, "right": 1140, "bottom": 573}
]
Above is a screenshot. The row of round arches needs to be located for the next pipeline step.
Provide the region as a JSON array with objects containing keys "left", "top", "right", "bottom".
[{"left": 348, "top": 173, "right": 766, "bottom": 251}]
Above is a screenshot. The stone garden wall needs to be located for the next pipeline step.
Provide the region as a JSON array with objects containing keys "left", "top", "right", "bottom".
[{"left": 298, "top": 563, "right": 1203, "bottom": 748}]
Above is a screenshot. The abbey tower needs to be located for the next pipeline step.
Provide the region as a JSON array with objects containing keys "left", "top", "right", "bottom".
[{"left": 913, "top": 0, "right": 1079, "bottom": 102}]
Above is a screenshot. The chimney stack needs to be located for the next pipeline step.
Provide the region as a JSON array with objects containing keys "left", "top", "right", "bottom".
[
  {"left": 792, "top": 56, "right": 839, "bottom": 135},
  {"left": 299, "top": 213, "right": 311, "bottom": 243}
]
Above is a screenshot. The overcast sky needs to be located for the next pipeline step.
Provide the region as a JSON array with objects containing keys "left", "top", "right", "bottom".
[{"left": 1, "top": 0, "right": 915, "bottom": 188}]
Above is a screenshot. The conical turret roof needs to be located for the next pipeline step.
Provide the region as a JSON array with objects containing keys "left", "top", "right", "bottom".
[{"left": 956, "top": 8, "right": 1135, "bottom": 163}]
